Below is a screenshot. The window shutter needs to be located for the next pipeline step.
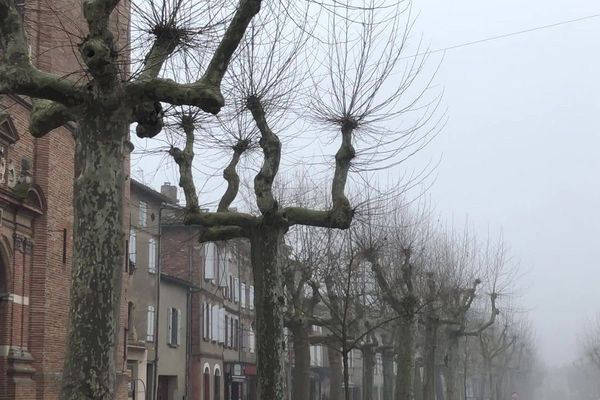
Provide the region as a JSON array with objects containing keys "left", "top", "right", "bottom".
[
  {"left": 139, "top": 201, "right": 147, "bottom": 227},
  {"left": 129, "top": 229, "right": 136, "bottom": 264},
  {"left": 241, "top": 283, "right": 246, "bottom": 309},
  {"left": 249, "top": 328, "right": 255, "bottom": 353},
  {"left": 234, "top": 278, "right": 239, "bottom": 302},
  {"left": 148, "top": 238, "right": 156, "bottom": 273},
  {"left": 217, "top": 247, "right": 227, "bottom": 287},
  {"left": 225, "top": 315, "right": 229, "bottom": 347},
  {"left": 210, "top": 305, "right": 215, "bottom": 341},
  {"left": 205, "top": 243, "right": 215, "bottom": 280},
  {"left": 177, "top": 309, "right": 182, "bottom": 346},
  {"left": 167, "top": 308, "right": 173, "bottom": 345},
  {"left": 147, "top": 305, "right": 155, "bottom": 342},
  {"left": 249, "top": 286, "right": 254, "bottom": 310}
]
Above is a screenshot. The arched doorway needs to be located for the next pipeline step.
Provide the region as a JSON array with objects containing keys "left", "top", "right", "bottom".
[
  {"left": 203, "top": 365, "right": 211, "bottom": 400},
  {"left": 214, "top": 366, "right": 221, "bottom": 400}
]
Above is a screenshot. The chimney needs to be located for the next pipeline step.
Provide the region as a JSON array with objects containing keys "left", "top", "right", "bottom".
[{"left": 161, "top": 182, "right": 178, "bottom": 203}]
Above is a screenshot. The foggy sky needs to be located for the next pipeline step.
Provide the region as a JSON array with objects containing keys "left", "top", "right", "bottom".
[
  {"left": 134, "top": 0, "right": 600, "bottom": 368},
  {"left": 410, "top": 0, "right": 600, "bottom": 367}
]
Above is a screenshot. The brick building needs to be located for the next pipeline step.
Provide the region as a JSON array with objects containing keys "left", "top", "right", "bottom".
[{"left": 0, "top": 1, "right": 130, "bottom": 399}]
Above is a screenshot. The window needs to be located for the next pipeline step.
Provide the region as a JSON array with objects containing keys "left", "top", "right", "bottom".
[
  {"left": 167, "top": 307, "right": 181, "bottom": 346},
  {"left": 249, "top": 286, "right": 254, "bottom": 310},
  {"left": 129, "top": 228, "right": 136, "bottom": 265},
  {"left": 146, "top": 305, "right": 155, "bottom": 342},
  {"left": 234, "top": 277, "right": 239, "bottom": 303},
  {"left": 139, "top": 201, "right": 147, "bottom": 227},
  {"left": 203, "top": 302, "right": 210, "bottom": 340},
  {"left": 241, "top": 283, "right": 246, "bottom": 308},
  {"left": 148, "top": 238, "right": 156, "bottom": 274},
  {"left": 310, "top": 345, "right": 323, "bottom": 367},
  {"left": 204, "top": 243, "right": 216, "bottom": 281},
  {"left": 225, "top": 315, "right": 229, "bottom": 347},
  {"left": 203, "top": 367, "right": 210, "bottom": 400},
  {"left": 229, "top": 317, "right": 234, "bottom": 347},
  {"left": 249, "top": 325, "right": 255, "bottom": 353},
  {"left": 375, "top": 353, "right": 383, "bottom": 375},
  {"left": 234, "top": 318, "right": 239, "bottom": 350}
]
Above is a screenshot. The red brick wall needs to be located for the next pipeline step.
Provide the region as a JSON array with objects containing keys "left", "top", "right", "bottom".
[{"left": 0, "top": 0, "right": 131, "bottom": 398}]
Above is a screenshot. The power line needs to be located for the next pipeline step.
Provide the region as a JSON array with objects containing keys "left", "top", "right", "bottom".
[{"left": 403, "top": 12, "right": 600, "bottom": 59}]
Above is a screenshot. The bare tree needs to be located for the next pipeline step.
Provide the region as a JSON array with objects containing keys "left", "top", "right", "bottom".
[
  {"left": 164, "top": 1, "right": 440, "bottom": 398},
  {"left": 1, "top": 0, "right": 260, "bottom": 398}
]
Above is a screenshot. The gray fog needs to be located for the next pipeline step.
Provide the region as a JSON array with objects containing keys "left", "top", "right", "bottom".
[{"left": 411, "top": 0, "right": 600, "bottom": 367}]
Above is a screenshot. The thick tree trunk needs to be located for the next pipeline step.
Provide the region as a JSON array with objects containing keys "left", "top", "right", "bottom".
[
  {"left": 423, "top": 315, "right": 438, "bottom": 400},
  {"left": 382, "top": 348, "right": 394, "bottom": 400},
  {"left": 362, "top": 347, "right": 375, "bottom": 400},
  {"left": 291, "top": 324, "right": 311, "bottom": 400},
  {"left": 251, "top": 226, "right": 287, "bottom": 400},
  {"left": 395, "top": 319, "right": 415, "bottom": 400},
  {"left": 60, "top": 115, "right": 127, "bottom": 400},
  {"left": 328, "top": 343, "right": 343, "bottom": 400},
  {"left": 445, "top": 332, "right": 460, "bottom": 400}
]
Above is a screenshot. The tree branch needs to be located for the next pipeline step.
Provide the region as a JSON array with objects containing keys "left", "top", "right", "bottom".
[
  {"left": 125, "top": 78, "right": 223, "bottom": 115},
  {"left": 0, "top": 0, "right": 88, "bottom": 105},
  {"left": 169, "top": 114, "right": 199, "bottom": 212},
  {"left": 29, "top": 99, "right": 77, "bottom": 137},
  {"left": 202, "top": 0, "right": 262, "bottom": 87},
  {"left": 247, "top": 95, "right": 281, "bottom": 216},
  {"left": 284, "top": 121, "right": 356, "bottom": 229},
  {"left": 464, "top": 293, "right": 500, "bottom": 337},
  {"left": 218, "top": 140, "right": 248, "bottom": 212},
  {"left": 198, "top": 226, "right": 248, "bottom": 242}
]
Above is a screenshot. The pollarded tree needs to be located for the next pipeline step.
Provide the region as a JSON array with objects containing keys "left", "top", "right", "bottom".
[
  {"left": 165, "top": 1, "right": 440, "bottom": 398},
  {"left": 0, "top": 0, "right": 260, "bottom": 399}
]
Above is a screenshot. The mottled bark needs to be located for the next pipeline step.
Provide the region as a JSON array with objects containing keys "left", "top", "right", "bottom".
[
  {"left": 394, "top": 319, "right": 415, "bottom": 400},
  {"left": 251, "top": 226, "right": 287, "bottom": 400},
  {"left": 362, "top": 346, "right": 375, "bottom": 400},
  {"left": 328, "top": 343, "right": 343, "bottom": 400},
  {"left": 382, "top": 348, "right": 394, "bottom": 400},
  {"left": 61, "top": 113, "right": 127, "bottom": 400},
  {"left": 445, "top": 333, "right": 460, "bottom": 400},
  {"left": 291, "top": 324, "right": 311, "bottom": 400}
]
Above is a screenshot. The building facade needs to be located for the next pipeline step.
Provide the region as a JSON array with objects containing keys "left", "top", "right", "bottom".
[{"left": 0, "top": 1, "right": 130, "bottom": 399}]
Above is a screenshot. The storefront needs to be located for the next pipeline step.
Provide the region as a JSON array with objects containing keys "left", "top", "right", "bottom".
[{"left": 224, "top": 363, "right": 257, "bottom": 400}]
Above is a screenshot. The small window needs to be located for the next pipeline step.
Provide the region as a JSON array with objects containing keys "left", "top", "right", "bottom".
[
  {"left": 148, "top": 238, "right": 156, "bottom": 274},
  {"left": 139, "top": 201, "right": 147, "bottom": 227},
  {"left": 167, "top": 307, "right": 181, "bottom": 346},
  {"left": 146, "top": 305, "right": 155, "bottom": 342}
]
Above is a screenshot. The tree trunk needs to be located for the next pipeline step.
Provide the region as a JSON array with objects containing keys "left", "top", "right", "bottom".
[
  {"left": 328, "top": 342, "right": 343, "bottom": 400},
  {"left": 423, "top": 315, "right": 438, "bottom": 400},
  {"left": 362, "top": 346, "right": 375, "bottom": 400},
  {"left": 445, "top": 332, "right": 460, "bottom": 400},
  {"left": 250, "top": 226, "right": 287, "bottom": 400},
  {"left": 382, "top": 348, "right": 394, "bottom": 400},
  {"left": 60, "top": 115, "right": 127, "bottom": 400},
  {"left": 291, "top": 323, "right": 311, "bottom": 400},
  {"left": 342, "top": 349, "right": 351, "bottom": 400},
  {"left": 395, "top": 319, "right": 415, "bottom": 400}
]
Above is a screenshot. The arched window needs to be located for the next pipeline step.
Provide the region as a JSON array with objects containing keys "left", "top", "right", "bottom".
[
  {"left": 203, "top": 366, "right": 210, "bottom": 400},
  {"left": 214, "top": 366, "right": 221, "bottom": 400}
]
